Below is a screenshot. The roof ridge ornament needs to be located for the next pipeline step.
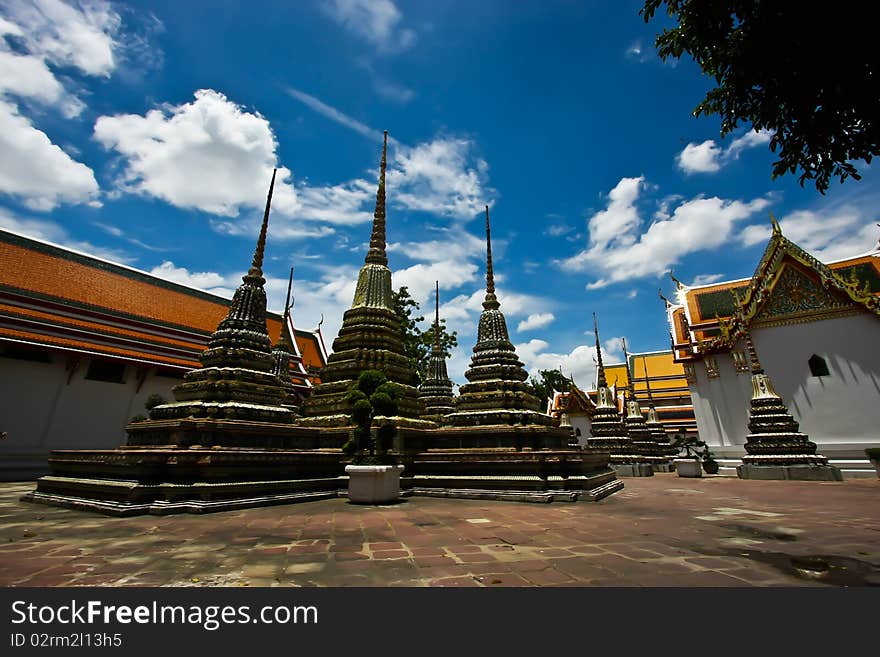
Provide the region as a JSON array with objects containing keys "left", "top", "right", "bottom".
[
  {"left": 669, "top": 270, "right": 685, "bottom": 291},
  {"left": 769, "top": 211, "right": 782, "bottom": 235}
]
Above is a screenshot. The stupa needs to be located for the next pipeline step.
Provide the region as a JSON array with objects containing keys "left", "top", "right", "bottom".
[
  {"left": 443, "top": 206, "right": 552, "bottom": 428},
  {"left": 641, "top": 355, "right": 676, "bottom": 471},
  {"left": 736, "top": 326, "right": 843, "bottom": 481},
  {"left": 145, "top": 170, "right": 292, "bottom": 428},
  {"left": 297, "top": 132, "right": 426, "bottom": 427},
  {"left": 23, "top": 171, "right": 343, "bottom": 514},
  {"left": 620, "top": 339, "right": 667, "bottom": 470},
  {"left": 418, "top": 281, "right": 456, "bottom": 423},
  {"left": 588, "top": 315, "right": 653, "bottom": 477}
]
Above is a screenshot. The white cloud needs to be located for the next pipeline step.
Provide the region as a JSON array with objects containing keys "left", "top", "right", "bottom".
[
  {"left": 546, "top": 224, "right": 574, "bottom": 237},
  {"left": 94, "top": 89, "right": 300, "bottom": 218},
  {"left": 441, "top": 288, "right": 551, "bottom": 340},
  {"left": 354, "top": 58, "right": 415, "bottom": 104},
  {"left": 393, "top": 261, "right": 479, "bottom": 311},
  {"left": 689, "top": 273, "right": 725, "bottom": 287},
  {"left": 517, "top": 312, "right": 555, "bottom": 332},
  {"left": 0, "top": 100, "right": 99, "bottom": 210},
  {"left": 2, "top": 0, "right": 120, "bottom": 76},
  {"left": 285, "top": 87, "right": 384, "bottom": 141},
  {"left": 98, "top": 89, "right": 494, "bottom": 238},
  {"left": 625, "top": 40, "right": 650, "bottom": 63},
  {"left": 0, "top": 49, "right": 77, "bottom": 113},
  {"left": 0, "top": 208, "right": 128, "bottom": 262},
  {"left": 389, "top": 228, "right": 486, "bottom": 264},
  {"left": 677, "top": 140, "right": 722, "bottom": 174},
  {"left": 515, "top": 338, "right": 625, "bottom": 389},
  {"left": 559, "top": 176, "right": 769, "bottom": 287},
  {"left": 325, "top": 0, "right": 416, "bottom": 53},
  {"left": 287, "top": 88, "right": 494, "bottom": 221},
  {"left": 740, "top": 207, "right": 878, "bottom": 261},
  {"left": 390, "top": 137, "right": 493, "bottom": 219},
  {"left": 149, "top": 261, "right": 235, "bottom": 297},
  {"left": 677, "top": 129, "right": 772, "bottom": 174}
]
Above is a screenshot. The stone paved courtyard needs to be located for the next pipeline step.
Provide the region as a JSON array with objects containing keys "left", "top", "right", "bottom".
[{"left": 1, "top": 474, "right": 878, "bottom": 587}]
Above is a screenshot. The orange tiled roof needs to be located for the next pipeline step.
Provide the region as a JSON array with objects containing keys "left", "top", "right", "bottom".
[{"left": 0, "top": 229, "right": 327, "bottom": 380}]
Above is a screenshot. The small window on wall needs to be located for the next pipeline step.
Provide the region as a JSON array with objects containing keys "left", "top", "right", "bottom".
[
  {"left": 84, "top": 359, "right": 126, "bottom": 384},
  {"left": 808, "top": 354, "right": 830, "bottom": 377}
]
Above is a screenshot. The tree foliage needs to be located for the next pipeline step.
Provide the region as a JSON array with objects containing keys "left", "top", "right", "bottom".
[
  {"left": 642, "top": 0, "right": 879, "bottom": 193},
  {"left": 343, "top": 370, "right": 401, "bottom": 463},
  {"left": 525, "top": 368, "right": 573, "bottom": 409},
  {"left": 391, "top": 286, "right": 458, "bottom": 384}
]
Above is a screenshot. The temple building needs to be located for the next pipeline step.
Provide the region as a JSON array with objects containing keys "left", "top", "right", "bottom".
[
  {"left": 549, "top": 349, "right": 698, "bottom": 446},
  {"left": 0, "top": 226, "right": 327, "bottom": 481},
  {"left": 667, "top": 219, "right": 880, "bottom": 477}
]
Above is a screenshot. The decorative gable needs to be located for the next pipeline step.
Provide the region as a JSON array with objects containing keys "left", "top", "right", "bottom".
[{"left": 754, "top": 262, "right": 860, "bottom": 325}]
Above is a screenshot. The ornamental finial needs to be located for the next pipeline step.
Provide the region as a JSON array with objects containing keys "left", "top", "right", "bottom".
[
  {"left": 593, "top": 312, "right": 607, "bottom": 389},
  {"left": 483, "top": 204, "right": 500, "bottom": 310},
  {"left": 365, "top": 131, "right": 388, "bottom": 266},
  {"left": 247, "top": 168, "right": 276, "bottom": 280}
]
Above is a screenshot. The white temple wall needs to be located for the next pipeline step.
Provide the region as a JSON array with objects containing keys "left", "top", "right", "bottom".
[
  {"left": 690, "top": 312, "right": 880, "bottom": 449},
  {"left": 569, "top": 415, "right": 591, "bottom": 446},
  {"left": 0, "top": 353, "right": 180, "bottom": 480}
]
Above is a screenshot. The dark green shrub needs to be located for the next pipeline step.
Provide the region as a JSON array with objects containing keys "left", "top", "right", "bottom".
[
  {"left": 346, "top": 370, "right": 399, "bottom": 464},
  {"left": 144, "top": 393, "right": 166, "bottom": 410}
]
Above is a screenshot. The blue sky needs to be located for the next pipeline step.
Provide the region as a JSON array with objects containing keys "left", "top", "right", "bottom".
[{"left": 1, "top": 0, "right": 877, "bottom": 386}]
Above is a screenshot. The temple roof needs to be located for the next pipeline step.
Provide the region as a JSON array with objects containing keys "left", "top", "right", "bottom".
[
  {"left": 0, "top": 228, "right": 326, "bottom": 384},
  {"left": 667, "top": 224, "right": 880, "bottom": 361}
]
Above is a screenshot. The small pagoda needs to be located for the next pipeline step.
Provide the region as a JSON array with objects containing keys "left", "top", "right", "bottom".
[
  {"left": 418, "top": 281, "right": 456, "bottom": 423},
  {"left": 641, "top": 356, "right": 676, "bottom": 471},
  {"left": 736, "top": 327, "right": 843, "bottom": 481},
  {"left": 296, "top": 132, "right": 426, "bottom": 428},
  {"left": 620, "top": 339, "right": 668, "bottom": 470},
  {"left": 443, "top": 206, "right": 552, "bottom": 428},
  {"left": 588, "top": 316, "right": 653, "bottom": 477}
]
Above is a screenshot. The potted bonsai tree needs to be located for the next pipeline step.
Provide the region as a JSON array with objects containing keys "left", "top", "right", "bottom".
[
  {"left": 343, "top": 370, "right": 404, "bottom": 504},
  {"left": 672, "top": 434, "right": 706, "bottom": 478},
  {"left": 700, "top": 444, "right": 720, "bottom": 475}
]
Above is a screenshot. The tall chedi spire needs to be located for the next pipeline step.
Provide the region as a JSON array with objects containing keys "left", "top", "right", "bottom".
[
  {"left": 736, "top": 324, "right": 842, "bottom": 480},
  {"left": 587, "top": 315, "right": 649, "bottom": 476},
  {"left": 641, "top": 355, "right": 676, "bottom": 469},
  {"left": 297, "top": 132, "right": 426, "bottom": 427},
  {"left": 620, "top": 339, "right": 665, "bottom": 470},
  {"left": 418, "top": 281, "right": 455, "bottom": 423},
  {"left": 148, "top": 169, "right": 296, "bottom": 427},
  {"left": 444, "top": 206, "right": 552, "bottom": 427}
]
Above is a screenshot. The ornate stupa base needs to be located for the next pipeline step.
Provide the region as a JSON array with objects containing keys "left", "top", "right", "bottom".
[
  {"left": 737, "top": 463, "right": 843, "bottom": 481},
  {"left": 611, "top": 462, "right": 656, "bottom": 477},
  {"left": 23, "top": 445, "right": 345, "bottom": 516},
  {"left": 395, "top": 425, "right": 622, "bottom": 502}
]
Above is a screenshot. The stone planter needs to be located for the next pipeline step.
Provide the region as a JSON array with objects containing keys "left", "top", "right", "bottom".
[
  {"left": 869, "top": 459, "right": 880, "bottom": 479},
  {"left": 675, "top": 458, "right": 703, "bottom": 478},
  {"left": 345, "top": 464, "right": 404, "bottom": 504},
  {"left": 866, "top": 450, "right": 880, "bottom": 479}
]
